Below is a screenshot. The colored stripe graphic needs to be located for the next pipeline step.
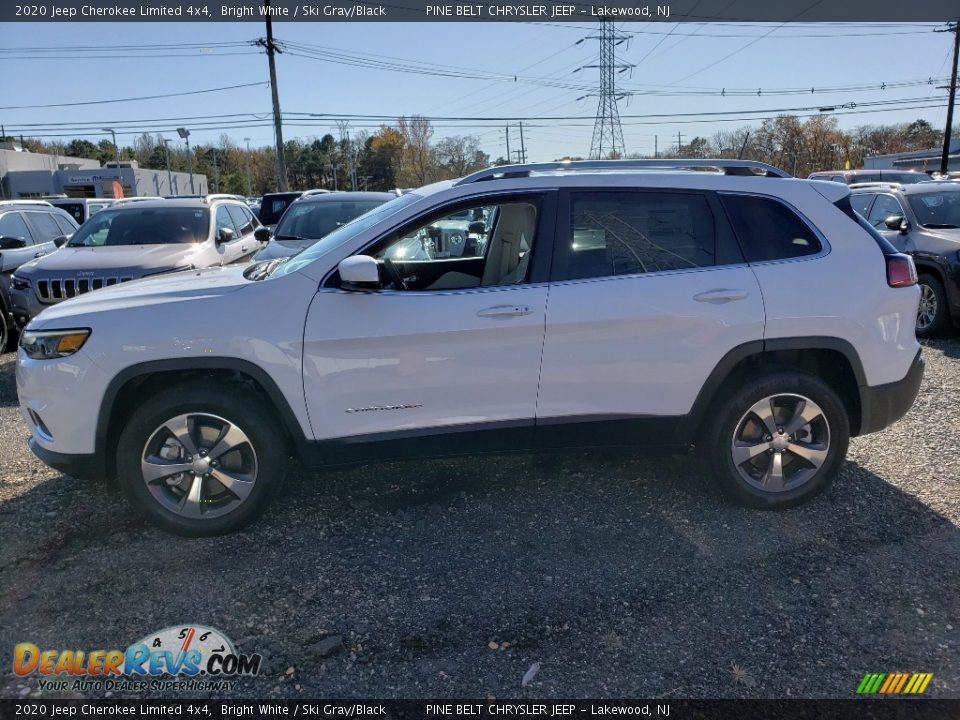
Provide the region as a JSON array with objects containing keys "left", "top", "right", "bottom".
[{"left": 857, "top": 672, "right": 933, "bottom": 694}]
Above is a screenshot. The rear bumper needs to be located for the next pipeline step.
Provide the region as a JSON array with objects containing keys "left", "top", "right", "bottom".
[
  {"left": 28, "top": 436, "right": 106, "bottom": 481},
  {"left": 857, "top": 349, "right": 924, "bottom": 436}
]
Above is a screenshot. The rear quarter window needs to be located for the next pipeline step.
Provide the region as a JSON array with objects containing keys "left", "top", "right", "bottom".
[{"left": 720, "top": 194, "right": 822, "bottom": 262}]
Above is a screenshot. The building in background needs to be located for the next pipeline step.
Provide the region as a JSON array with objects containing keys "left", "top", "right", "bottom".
[
  {"left": 863, "top": 140, "right": 960, "bottom": 173},
  {"left": 0, "top": 143, "right": 207, "bottom": 199}
]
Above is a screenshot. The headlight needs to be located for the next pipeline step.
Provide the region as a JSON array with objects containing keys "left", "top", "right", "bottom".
[
  {"left": 19, "top": 329, "right": 91, "bottom": 359},
  {"left": 11, "top": 276, "right": 30, "bottom": 291}
]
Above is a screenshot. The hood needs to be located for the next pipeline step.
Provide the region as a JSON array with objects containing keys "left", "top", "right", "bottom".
[
  {"left": 15, "top": 244, "right": 205, "bottom": 276},
  {"left": 27, "top": 265, "right": 249, "bottom": 328},
  {"left": 254, "top": 239, "right": 308, "bottom": 261}
]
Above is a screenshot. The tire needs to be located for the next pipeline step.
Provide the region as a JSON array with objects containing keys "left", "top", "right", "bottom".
[
  {"left": 116, "top": 381, "right": 287, "bottom": 536},
  {"left": 704, "top": 371, "right": 849, "bottom": 510},
  {"left": 0, "top": 316, "right": 9, "bottom": 354},
  {"left": 916, "top": 274, "right": 948, "bottom": 339}
]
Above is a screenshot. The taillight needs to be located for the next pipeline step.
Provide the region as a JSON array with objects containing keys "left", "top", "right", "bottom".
[{"left": 886, "top": 254, "right": 917, "bottom": 287}]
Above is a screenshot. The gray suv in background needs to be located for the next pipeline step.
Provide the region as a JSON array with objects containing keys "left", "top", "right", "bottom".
[
  {"left": 9, "top": 198, "right": 263, "bottom": 328},
  {"left": 851, "top": 181, "right": 960, "bottom": 337},
  {"left": 0, "top": 201, "right": 79, "bottom": 351}
]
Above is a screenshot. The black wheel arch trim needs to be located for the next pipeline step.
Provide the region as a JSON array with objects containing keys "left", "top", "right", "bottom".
[
  {"left": 94, "top": 357, "right": 310, "bottom": 467},
  {"left": 682, "top": 336, "right": 868, "bottom": 441}
]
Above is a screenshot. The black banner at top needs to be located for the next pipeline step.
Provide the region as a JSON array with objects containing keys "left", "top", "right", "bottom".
[{"left": 3, "top": 0, "right": 960, "bottom": 23}]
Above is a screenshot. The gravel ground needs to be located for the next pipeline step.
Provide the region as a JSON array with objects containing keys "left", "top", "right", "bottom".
[{"left": 0, "top": 341, "right": 958, "bottom": 700}]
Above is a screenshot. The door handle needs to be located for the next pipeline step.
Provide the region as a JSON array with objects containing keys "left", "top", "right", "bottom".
[
  {"left": 477, "top": 304, "right": 533, "bottom": 319},
  {"left": 34, "top": 252, "right": 46, "bottom": 258},
  {"left": 693, "top": 289, "right": 749, "bottom": 304}
]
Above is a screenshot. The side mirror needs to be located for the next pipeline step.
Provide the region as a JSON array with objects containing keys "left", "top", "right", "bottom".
[
  {"left": 254, "top": 227, "right": 271, "bottom": 244},
  {"left": 468, "top": 221, "right": 486, "bottom": 235},
  {"left": 53, "top": 235, "right": 68, "bottom": 248},
  {"left": 217, "top": 227, "right": 235, "bottom": 245},
  {"left": 0, "top": 236, "right": 27, "bottom": 250},
  {"left": 339, "top": 255, "right": 381, "bottom": 291},
  {"left": 884, "top": 215, "right": 909, "bottom": 233}
]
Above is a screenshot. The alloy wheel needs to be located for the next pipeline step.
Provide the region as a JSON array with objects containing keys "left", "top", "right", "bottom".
[
  {"left": 730, "top": 394, "right": 831, "bottom": 493},
  {"left": 140, "top": 413, "right": 258, "bottom": 519},
  {"left": 917, "top": 283, "right": 938, "bottom": 330}
]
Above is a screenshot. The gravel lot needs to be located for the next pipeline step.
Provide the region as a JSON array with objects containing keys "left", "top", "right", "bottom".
[{"left": 1, "top": 341, "right": 958, "bottom": 700}]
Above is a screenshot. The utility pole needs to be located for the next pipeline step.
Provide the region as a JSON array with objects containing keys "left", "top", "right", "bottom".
[
  {"left": 177, "top": 127, "right": 195, "bottom": 194},
  {"left": 336, "top": 120, "right": 357, "bottom": 191},
  {"left": 161, "top": 137, "right": 173, "bottom": 195},
  {"left": 677, "top": 131, "right": 683, "bottom": 156},
  {"left": 211, "top": 149, "right": 219, "bottom": 193},
  {"left": 582, "top": 19, "right": 632, "bottom": 159},
  {"left": 244, "top": 137, "right": 253, "bottom": 196},
  {"left": 505, "top": 125, "right": 511, "bottom": 163},
  {"left": 519, "top": 121, "right": 527, "bottom": 163},
  {"left": 938, "top": 21, "right": 960, "bottom": 176},
  {"left": 101, "top": 128, "right": 122, "bottom": 195},
  {"left": 654, "top": 135, "right": 658, "bottom": 159},
  {"left": 259, "top": 0, "right": 288, "bottom": 191}
]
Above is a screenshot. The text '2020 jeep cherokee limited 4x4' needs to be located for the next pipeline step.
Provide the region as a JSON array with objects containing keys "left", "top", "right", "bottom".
[{"left": 16, "top": 160, "right": 924, "bottom": 536}]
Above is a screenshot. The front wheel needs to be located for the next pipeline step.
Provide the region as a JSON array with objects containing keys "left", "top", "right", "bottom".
[
  {"left": 916, "top": 274, "right": 948, "bottom": 338},
  {"left": 705, "top": 372, "right": 849, "bottom": 509},
  {"left": 117, "top": 381, "right": 287, "bottom": 536}
]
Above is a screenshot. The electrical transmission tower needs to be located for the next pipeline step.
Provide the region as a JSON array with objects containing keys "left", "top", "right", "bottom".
[{"left": 581, "top": 20, "right": 633, "bottom": 159}]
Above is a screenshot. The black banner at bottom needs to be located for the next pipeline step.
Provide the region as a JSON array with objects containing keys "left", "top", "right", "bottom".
[{"left": 1, "top": 699, "right": 959, "bottom": 720}]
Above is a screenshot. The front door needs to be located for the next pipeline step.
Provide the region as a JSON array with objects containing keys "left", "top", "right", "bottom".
[{"left": 302, "top": 193, "right": 555, "bottom": 458}]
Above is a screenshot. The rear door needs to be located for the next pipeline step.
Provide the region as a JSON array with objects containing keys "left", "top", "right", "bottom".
[{"left": 536, "top": 188, "right": 765, "bottom": 447}]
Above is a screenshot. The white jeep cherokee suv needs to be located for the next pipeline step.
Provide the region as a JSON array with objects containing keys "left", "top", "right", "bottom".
[{"left": 16, "top": 160, "right": 924, "bottom": 536}]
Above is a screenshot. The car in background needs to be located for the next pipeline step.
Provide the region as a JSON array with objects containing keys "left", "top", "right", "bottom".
[
  {"left": 253, "top": 191, "right": 396, "bottom": 262},
  {"left": 9, "top": 198, "right": 263, "bottom": 327},
  {"left": 0, "top": 201, "right": 79, "bottom": 350},
  {"left": 256, "top": 191, "right": 303, "bottom": 230},
  {"left": 112, "top": 196, "right": 165, "bottom": 207},
  {"left": 45, "top": 197, "right": 114, "bottom": 226},
  {"left": 808, "top": 169, "right": 930, "bottom": 185},
  {"left": 850, "top": 181, "right": 960, "bottom": 337}
]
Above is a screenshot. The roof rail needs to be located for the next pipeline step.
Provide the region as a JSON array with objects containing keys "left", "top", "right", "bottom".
[
  {"left": 847, "top": 181, "right": 903, "bottom": 190},
  {"left": 454, "top": 158, "right": 791, "bottom": 186},
  {"left": 0, "top": 199, "right": 54, "bottom": 207}
]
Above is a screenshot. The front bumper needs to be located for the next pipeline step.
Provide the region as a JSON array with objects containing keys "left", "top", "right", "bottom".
[
  {"left": 858, "top": 349, "right": 924, "bottom": 435},
  {"left": 28, "top": 436, "right": 106, "bottom": 481},
  {"left": 9, "top": 284, "right": 44, "bottom": 329}
]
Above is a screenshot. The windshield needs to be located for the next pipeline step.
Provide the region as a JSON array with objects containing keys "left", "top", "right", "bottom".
[
  {"left": 907, "top": 190, "right": 960, "bottom": 229},
  {"left": 893, "top": 173, "right": 931, "bottom": 184},
  {"left": 66, "top": 207, "right": 209, "bottom": 247},
  {"left": 274, "top": 198, "right": 390, "bottom": 242},
  {"left": 271, "top": 193, "right": 422, "bottom": 278}
]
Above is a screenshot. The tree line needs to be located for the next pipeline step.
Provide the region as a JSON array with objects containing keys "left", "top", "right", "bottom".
[{"left": 9, "top": 114, "right": 957, "bottom": 194}]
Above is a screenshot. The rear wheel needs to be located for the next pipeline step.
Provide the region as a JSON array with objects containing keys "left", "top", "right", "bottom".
[
  {"left": 0, "top": 315, "right": 9, "bottom": 353},
  {"left": 916, "top": 274, "right": 948, "bottom": 338},
  {"left": 705, "top": 371, "right": 849, "bottom": 509},
  {"left": 117, "top": 381, "right": 287, "bottom": 536}
]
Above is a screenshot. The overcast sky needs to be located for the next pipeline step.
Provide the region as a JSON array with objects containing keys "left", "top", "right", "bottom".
[{"left": 2, "top": 20, "right": 955, "bottom": 161}]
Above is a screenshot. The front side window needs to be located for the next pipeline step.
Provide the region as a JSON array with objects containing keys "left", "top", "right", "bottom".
[
  {"left": 226, "top": 205, "right": 254, "bottom": 235},
  {"left": 0, "top": 212, "right": 35, "bottom": 245},
  {"left": 53, "top": 213, "right": 78, "bottom": 236},
  {"left": 369, "top": 200, "right": 539, "bottom": 290},
  {"left": 215, "top": 206, "right": 239, "bottom": 238},
  {"left": 66, "top": 207, "right": 210, "bottom": 247},
  {"left": 850, "top": 193, "right": 876, "bottom": 218},
  {"left": 866, "top": 194, "right": 906, "bottom": 229},
  {"left": 721, "top": 194, "right": 822, "bottom": 262},
  {"left": 24, "top": 211, "right": 66, "bottom": 243},
  {"left": 555, "top": 191, "right": 717, "bottom": 281}
]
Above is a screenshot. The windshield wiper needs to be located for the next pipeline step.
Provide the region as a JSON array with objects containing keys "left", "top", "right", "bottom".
[
  {"left": 923, "top": 223, "right": 960, "bottom": 229},
  {"left": 273, "top": 234, "right": 311, "bottom": 242}
]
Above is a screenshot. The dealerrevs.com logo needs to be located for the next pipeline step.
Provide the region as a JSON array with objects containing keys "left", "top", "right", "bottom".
[{"left": 13, "top": 625, "right": 262, "bottom": 693}]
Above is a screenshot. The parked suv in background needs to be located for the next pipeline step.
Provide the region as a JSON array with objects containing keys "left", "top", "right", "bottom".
[
  {"left": 850, "top": 181, "right": 960, "bottom": 337},
  {"left": 808, "top": 169, "right": 930, "bottom": 185},
  {"left": 16, "top": 160, "right": 923, "bottom": 536},
  {"left": 256, "top": 191, "right": 303, "bottom": 230},
  {"left": 45, "top": 197, "right": 114, "bottom": 226},
  {"left": 254, "top": 191, "right": 397, "bottom": 261},
  {"left": 0, "top": 201, "right": 79, "bottom": 351},
  {"left": 9, "top": 198, "right": 262, "bottom": 327}
]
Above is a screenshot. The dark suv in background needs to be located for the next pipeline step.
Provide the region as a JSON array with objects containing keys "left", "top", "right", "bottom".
[
  {"left": 256, "top": 191, "right": 303, "bottom": 230},
  {"left": 851, "top": 181, "right": 960, "bottom": 337}
]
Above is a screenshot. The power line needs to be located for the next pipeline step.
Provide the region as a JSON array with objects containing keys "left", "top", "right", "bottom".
[{"left": 0, "top": 82, "right": 268, "bottom": 110}]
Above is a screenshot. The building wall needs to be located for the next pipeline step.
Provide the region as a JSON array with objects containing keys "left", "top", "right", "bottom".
[{"left": 864, "top": 140, "right": 960, "bottom": 171}]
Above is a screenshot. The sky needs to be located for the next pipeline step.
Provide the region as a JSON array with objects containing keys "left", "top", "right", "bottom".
[{"left": 1, "top": 19, "right": 956, "bottom": 163}]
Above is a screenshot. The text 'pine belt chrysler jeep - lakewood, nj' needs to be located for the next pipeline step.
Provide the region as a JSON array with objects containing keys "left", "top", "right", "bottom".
[{"left": 16, "top": 160, "right": 925, "bottom": 536}]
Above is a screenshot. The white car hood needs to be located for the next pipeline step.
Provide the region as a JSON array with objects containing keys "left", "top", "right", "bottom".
[
  {"left": 254, "top": 239, "right": 310, "bottom": 261},
  {"left": 17, "top": 244, "right": 206, "bottom": 273},
  {"left": 28, "top": 265, "right": 250, "bottom": 328}
]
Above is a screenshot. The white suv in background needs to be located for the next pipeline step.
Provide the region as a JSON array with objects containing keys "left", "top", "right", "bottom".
[{"left": 16, "top": 160, "right": 924, "bottom": 536}]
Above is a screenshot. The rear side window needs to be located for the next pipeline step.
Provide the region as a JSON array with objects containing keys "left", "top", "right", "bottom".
[
  {"left": 0, "top": 212, "right": 34, "bottom": 244},
  {"left": 556, "top": 191, "right": 717, "bottom": 281},
  {"left": 720, "top": 195, "right": 822, "bottom": 262}
]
